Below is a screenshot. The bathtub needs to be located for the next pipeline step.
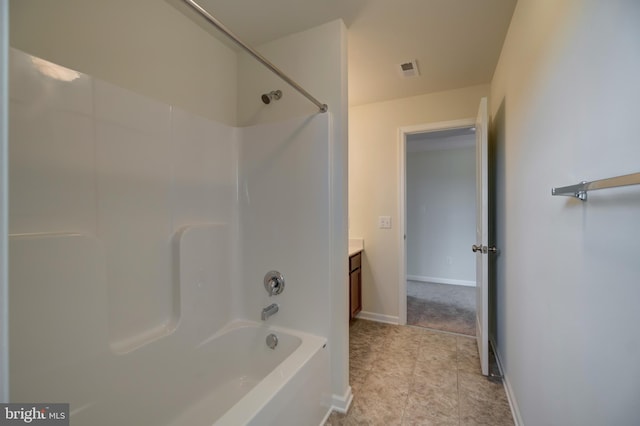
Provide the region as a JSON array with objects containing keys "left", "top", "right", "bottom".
[
  {"left": 60, "top": 320, "right": 330, "bottom": 426},
  {"left": 10, "top": 233, "right": 331, "bottom": 426},
  {"left": 168, "top": 321, "right": 331, "bottom": 426}
]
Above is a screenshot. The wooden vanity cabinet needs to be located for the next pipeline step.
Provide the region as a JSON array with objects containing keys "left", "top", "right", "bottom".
[{"left": 349, "top": 252, "right": 362, "bottom": 319}]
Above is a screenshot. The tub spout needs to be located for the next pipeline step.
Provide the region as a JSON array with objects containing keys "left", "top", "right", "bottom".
[{"left": 261, "top": 303, "right": 279, "bottom": 321}]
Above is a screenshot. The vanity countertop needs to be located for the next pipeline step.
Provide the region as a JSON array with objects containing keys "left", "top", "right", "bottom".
[{"left": 348, "top": 238, "right": 364, "bottom": 257}]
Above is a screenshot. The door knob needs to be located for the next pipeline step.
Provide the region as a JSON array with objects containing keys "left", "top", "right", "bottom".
[{"left": 472, "top": 244, "right": 498, "bottom": 254}]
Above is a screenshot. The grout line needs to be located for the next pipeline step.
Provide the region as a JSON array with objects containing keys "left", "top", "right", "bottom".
[
  {"left": 405, "top": 322, "right": 476, "bottom": 339},
  {"left": 398, "top": 384, "right": 410, "bottom": 425},
  {"left": 401, "top": 331, "right": 423, "bottom": 426}
]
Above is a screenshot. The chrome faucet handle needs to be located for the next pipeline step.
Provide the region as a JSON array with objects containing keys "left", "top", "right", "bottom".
[{"left": 264, "top": 271, "right": 285, "bottom": 296}]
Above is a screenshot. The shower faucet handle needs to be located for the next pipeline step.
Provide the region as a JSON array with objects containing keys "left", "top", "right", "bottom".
[{"left": 264, "top": 271, "right": 285, "bottom": 296}]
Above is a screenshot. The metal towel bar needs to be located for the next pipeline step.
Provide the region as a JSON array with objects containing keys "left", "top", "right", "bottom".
[{"left": 552, "top": 172, "right": 640, "bottom": 201}]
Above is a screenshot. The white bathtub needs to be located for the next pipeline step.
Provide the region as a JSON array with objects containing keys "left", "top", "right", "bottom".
[
  {"left": 168, "top": 321, "right": 330, "bottom": 426},
  {"left": 60, "top": 320, "right": 330, "bottom": 426},
  {"left": 10, "top": 232, "right": 332, "bottom": 426}
]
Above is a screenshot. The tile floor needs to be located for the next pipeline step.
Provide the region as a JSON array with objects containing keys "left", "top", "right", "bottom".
[{"left": 325, "top": 319, "right": 514, "bottom": 426}]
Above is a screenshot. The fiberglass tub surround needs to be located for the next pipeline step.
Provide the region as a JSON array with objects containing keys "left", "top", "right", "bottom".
[{"left": 8, "top": 48, "right": 332, "bottom": 425}]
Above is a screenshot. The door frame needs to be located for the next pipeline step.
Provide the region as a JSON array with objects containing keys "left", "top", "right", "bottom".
[{"left": 397, "top": 118, "right": 476, "bottom": 325}]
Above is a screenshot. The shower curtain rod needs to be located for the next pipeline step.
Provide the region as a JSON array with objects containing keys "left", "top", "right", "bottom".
[{"left": 181, "top": 0, "right": 328, "bottom": 113}]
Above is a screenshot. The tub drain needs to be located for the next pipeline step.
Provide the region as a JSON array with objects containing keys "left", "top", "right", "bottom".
[{"left": 266, "top": 333, "right": 278, "bottom": 350}]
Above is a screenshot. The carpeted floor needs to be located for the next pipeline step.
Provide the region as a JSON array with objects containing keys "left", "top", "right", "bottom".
[{"left": 407, "top": 280, "right": 476, "bottom": 336}]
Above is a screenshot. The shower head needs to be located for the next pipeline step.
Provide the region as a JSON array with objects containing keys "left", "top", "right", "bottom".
[{"left": 261, "top": 90, "right": 282, "bottom": 105}]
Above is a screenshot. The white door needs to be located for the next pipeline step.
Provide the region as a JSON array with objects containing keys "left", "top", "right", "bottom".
[{"left": 473, "top": 97, "right": 490, "bottom": 376}]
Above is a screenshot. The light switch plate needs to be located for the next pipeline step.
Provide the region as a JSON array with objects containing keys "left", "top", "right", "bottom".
[{"left": 378, "top": 216, "right": 392, "bottom": 229}]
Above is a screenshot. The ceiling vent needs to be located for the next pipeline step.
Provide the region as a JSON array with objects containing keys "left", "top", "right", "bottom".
[{"left": 397, "top": 60, "right": 420, "bottom": 78}]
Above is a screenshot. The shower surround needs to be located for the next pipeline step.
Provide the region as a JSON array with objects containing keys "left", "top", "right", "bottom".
[{"left": 8, "top": 43, "right": 337, "bottom": 425}]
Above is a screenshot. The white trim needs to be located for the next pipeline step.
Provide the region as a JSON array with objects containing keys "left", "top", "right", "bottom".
[
  {"left": 398, "top": 127, "right": 407, "bottom": 325},
  {"left": 407, "top": 275, "right": 476, "bottom": 287},
  {"left": 400, "top": 119, "right": 478, "bottom": 136},
  {"left": 398, "top": 118, "right": 476, "bottom": 327},
  {"left": 490, "top": 338, "right": 524, "bottom": 426},
  {"left": 407, "top": 134, "right": 476, "bottom": 153},
  {"left": 330, "top": 386, "right": 353, "bottom": 414},
  {"left": 356, "top": 310, "right": 399, "bottom": 325},
  {"left": 319, "top": 409, "right": 332, "bottom": 426}
]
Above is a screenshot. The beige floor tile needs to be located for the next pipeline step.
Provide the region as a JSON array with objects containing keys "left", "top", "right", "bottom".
[
  {"left": 371, "top": 356, "right": 416, "bottom": 379},
  {"left": 411, "top": 364, "right": 458, "bottom": 394},
  {"left": 351, "top": 328, "right": 386, "bottom": 347},
  {"left": 349, "top": 335, "right": 372, "bottom": 351},
  {"left": 350, "top": 346, "right": 377, "bottom": 371},
  {"left": 459, "top": 389, "right": 513, "bottom": 426},
  {"left": 325, "top": 410, "right": 348, "bottom": 426},
  {"left": 457, "top": 336, "right": 479, "bottom": 354},
  {"left": 348, "top": 391, "right": 406, "bottom": 426},
  {"left": 385, "top": 332, "right": 422, "bottom": 353},
  {"left": 325, "top": 408, "right": 371, "bottom": 426},
  {"left": 421, "top": 330, "right": 458, "bottom": 352},
  {"left": 458, "top": 372, "right": 513, "bottom": 424},
  {"left": 362, "top": 370, "right": 411, "bottom": 401},
  {"left": 349, "top": 367, "right": 369, "bottom": 395},
  {"left": 457, "top": 349, "right": 482, "bottom": 375},
  {"left": 417, "top": 344, "right": 458, "bottom": 371},
  {"left": 402, "top": 385, "right": 459, "bottom": 426},
  {"left": 458, "top": 371, "right": 509, "bottom": 403},
  {"left": 355, "top": 319, "right": 391, "bottom": 333},
  {"left": 326, "top": 321, "right": 514, "bottom": 426},
  {"left": 385, "top": 324, "right": 426, "bottom": 339}
]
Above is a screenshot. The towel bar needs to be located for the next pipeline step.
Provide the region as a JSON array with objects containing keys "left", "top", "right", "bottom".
[{"left": 552, "top": 172, "right": 640, "bottom": 201}]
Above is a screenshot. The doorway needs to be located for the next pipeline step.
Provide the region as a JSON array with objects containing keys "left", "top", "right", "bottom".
[{"left": 397, "top": 119, "right": 477, "bottom": 336}]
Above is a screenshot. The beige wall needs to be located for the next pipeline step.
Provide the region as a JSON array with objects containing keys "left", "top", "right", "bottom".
[
  {"left": 349, "top": 84, "right": 489, "bottom": 320},
  {"left": 9, "top": 0, "right": 238, "bottom": 125}
]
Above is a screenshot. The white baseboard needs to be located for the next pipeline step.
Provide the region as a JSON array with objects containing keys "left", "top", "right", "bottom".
[
  {"left": 490, "top": 337, "right": 524, "bottom": 426},
  {"left": 407, "top": 275, "right": 476, "bottom": 287},
  {"left": 319, "top": 408, "right": 332, "bottom": 426},
  {"left": 330, "top": 386, "right": 353, "bottom": 414},
  {"left": 356, "top": 311, "right": 399, "bottom": 325}
]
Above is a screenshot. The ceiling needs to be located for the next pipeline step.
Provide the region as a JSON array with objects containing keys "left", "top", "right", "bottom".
[{"left": 195, "top": 0, "right": 517, "bottom": 106}]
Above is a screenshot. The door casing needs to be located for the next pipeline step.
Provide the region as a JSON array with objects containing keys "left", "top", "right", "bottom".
[{"left": 397, "top": 118, "right": 476, "bottom": 325}]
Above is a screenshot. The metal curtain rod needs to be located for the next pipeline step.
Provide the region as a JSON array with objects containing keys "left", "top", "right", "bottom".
[
  {"left": 181, "top": 0, "right": 328, "bottom": 113},
  {"left": 551, "top": 172, "right": 640, "bottom": 201}
]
